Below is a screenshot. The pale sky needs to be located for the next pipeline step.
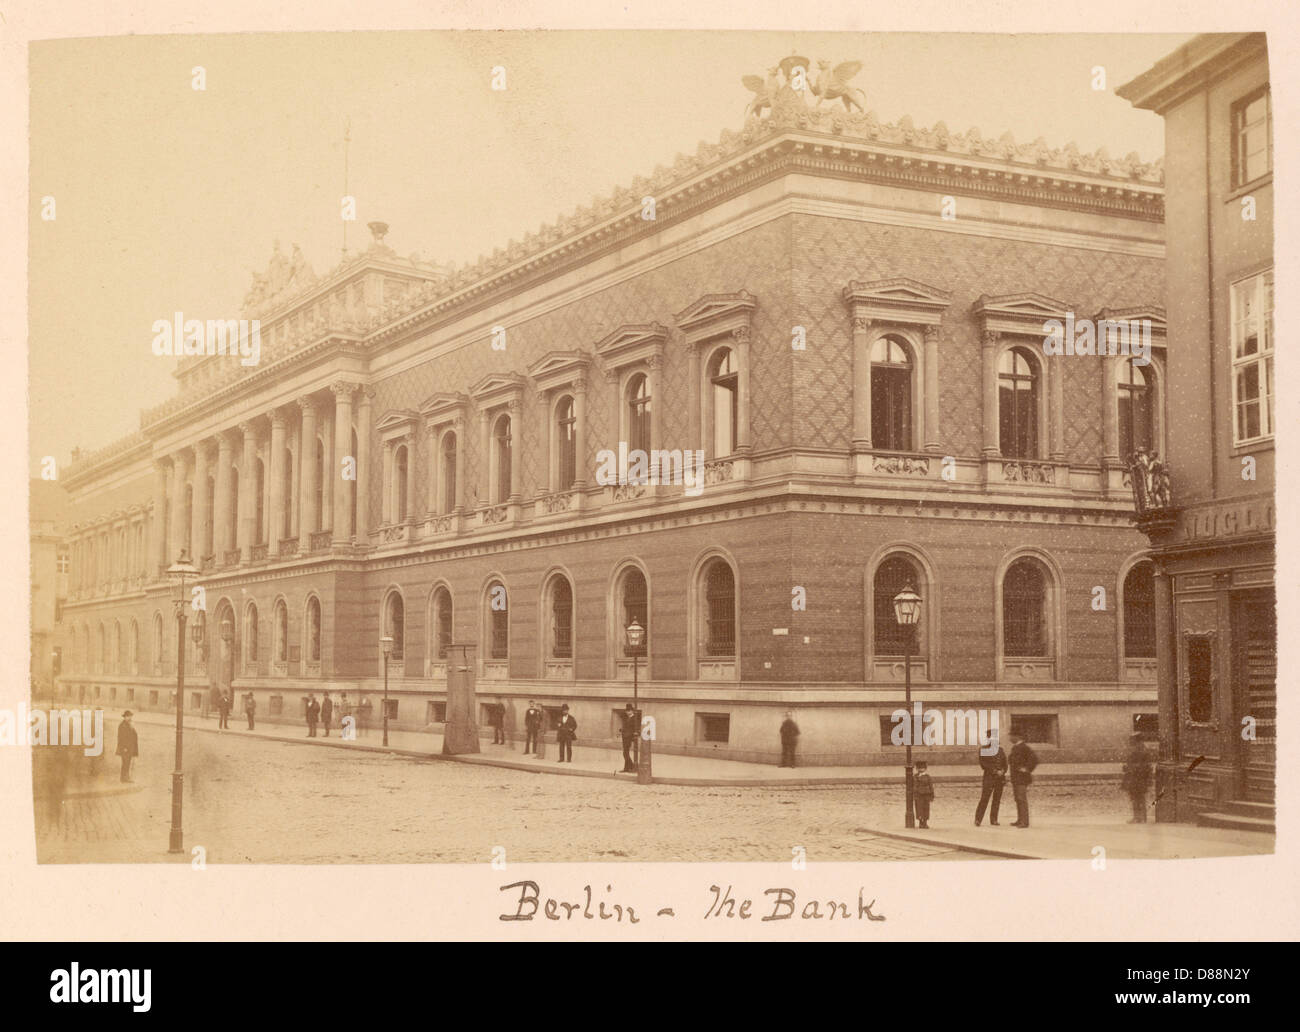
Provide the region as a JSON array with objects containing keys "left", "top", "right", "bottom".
[{"left": 27, "top": 31, "right": 1191, "bottom": 469}]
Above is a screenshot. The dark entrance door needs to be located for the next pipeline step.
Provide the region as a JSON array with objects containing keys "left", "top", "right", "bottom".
[{"left": 1233, "top": 590, "right": 1276, "bottom": 803}]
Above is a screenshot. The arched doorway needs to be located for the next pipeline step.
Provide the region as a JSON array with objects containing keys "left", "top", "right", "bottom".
[{"left": 210, "top": 599, "right": 239, "bottom": 713}]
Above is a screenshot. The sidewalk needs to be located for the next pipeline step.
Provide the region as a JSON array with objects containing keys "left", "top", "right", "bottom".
[
  {"left": 129, "top": 710, "right": 1119, "bottom": 787},
  {"left": 866, "top": 815, "right": 1274, "bottom": 860}
]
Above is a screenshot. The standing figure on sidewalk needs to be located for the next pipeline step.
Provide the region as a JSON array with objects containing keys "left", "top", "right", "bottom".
[
  {"left": 339, "top": 693, "right": 353, "bottom": 737},
  {"left": 115, "top": 710, "right": 138, "bottom": 783},
  {"left": 305, "top": 693, "right": 320, "bottom": 737},
  {"left": 556, "top": 704, "right": 577, "bottom": 763},
  {"left": 320, "top": 691, "right": 334, "bottom": 737},
  {"left": 1008, "top": 730, "right": 1039, "bottom": 827},
  {"left": 490, "top": 701, "right": 506, "bottom": 745},
  {"left": 619, "top": 703, "right": 638, "bottom": 773},
  {"left": 523, "top": 701, "right": 543, "bottom": 755},
  {"left": 975, "top": 738, "right": 1008, "bottom": 826},
  {"left": 358, "top": 695, "right": 372, "bottom": 737},
  {"left": 244, "top": 692, "right": 256, "bottom": 730},
  {"left": 1121, "top": 732, "right": 1152, "bottom": 823},
  {"left": 218, "top": 690, "right": 231, "bottom": 730},
  {"left": 913, "top": 761, "right": 935, "bottom": 828},
  {"left": 778, "top": 711, "right": 800, "bottom": 768}
]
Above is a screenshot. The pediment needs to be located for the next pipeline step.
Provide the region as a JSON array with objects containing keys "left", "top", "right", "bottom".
[
  {"left": 974, "top": 292, "right": 1071, "bottom": 336},
  {"left": 419, "top": 391, "right": 470, "bottom": 424},
  {"left": 843, "top": 278, "right": 952, "bottom": 326},
  {"left": 376, "top": 408, "right": 420, "bottom": 438},
  {"left": 674, "top": 291, "right": 756, "bottom": 342},
  {"left": 527, "top": 350, "right": 593, "bottom": 391},
  {"left": 595, "top": 323, "right": 668, "bottom": 368},
  {"left": 1093, "top": 305, "right": 1167, "bottom": 341},
  {"left": 470, "top": 372, "right": 528, "bottom": 407}
]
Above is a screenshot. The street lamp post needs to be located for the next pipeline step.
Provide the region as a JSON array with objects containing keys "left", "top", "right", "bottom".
[
  {"left": 380, "top": 635, "right": 393, "bottom": 747},
  {"left": 892, "top": 583, "right": 923, "bottom": 830},
  {"left": 166, "top": 549, "right": 201, "bottom": 854},
  {"left": 625, "top": 618, "right": 649, "bottom": 782}
]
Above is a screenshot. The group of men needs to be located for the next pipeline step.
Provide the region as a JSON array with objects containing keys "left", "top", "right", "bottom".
[
  {"left": 303, "top": 691, "right": 372, "bottom": 738},
  {"left": 515, "top": 701, "right": 580, "bottom": 763}
]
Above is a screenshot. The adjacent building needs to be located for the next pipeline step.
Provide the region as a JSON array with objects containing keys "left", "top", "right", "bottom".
[
  {"left": 1120, "top": 33, "right": 1275, "bottom": 821},
  {"left": 51, "top": 60, "right": 1168, "bottom": 765}
]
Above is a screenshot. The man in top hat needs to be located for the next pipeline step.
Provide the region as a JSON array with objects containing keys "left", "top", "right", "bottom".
[
  {"left": 1121, "top": 732, "right": 1153, "bottom": 823},
  {"left": 320, "top": 691, "right": 334, "bottom": 737},
  {"left": 556, "top": 704, "right": 577, "bottom": 764},
  {"left": 523, "top": 701, "right": 543, "bottom": 755},
  {"left": 619, "top": 703, "right": 638, "bottom": 773},
  {"left": 975, "top": 733, "right": 1008, "bottom": 826},
  {"left": 115, "top": 711, "right": 138, "bottom": 783},
  {"left": 1008, "top": 729, "right": 1039, "bottom": 828}
]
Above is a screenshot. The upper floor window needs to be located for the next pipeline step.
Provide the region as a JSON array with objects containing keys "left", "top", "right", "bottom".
[
  {"left": 1232, "top": 86, "right": 1272, "bottom": 188},
  {"left": 1118, "top": 359, "right": 1154, "bottom": 459},
  {"left": 487, "top": 580, "right": 509, "bottom": 660},
  {"left": 873, "top": 554, "right": 922, "bottom": 655},
  {"left": 627, "top": 374, "right": 652, "bottom": 456},
  {"left": 394, "top": 445, "right": 409, "bottom": 521},
  {"left": 702, "top": 559, "right": 736, "bottom": 657},
  {"left": 441, "top": 432, "right": 458, "bottom": 513},
  {"left": 998, "top": 347, "right": 1040, "bottom": 459},
  {"left": 56, "top": 552, "right": 69, "bottom": 574},
  {"left": 708, "top": 347, "right": 738, "bottom": 457},
  {"left": 871, "top": 335, "right": 913, "bottom": 451},
  {"left": 1003, "top": 558, "right": 1047, "bottom": 657},
  {"left": 1123, "top": 561, "right": 1156, "bottom": 659},
  {"left": 246, "top": 603, "right": 259, "bottom": 663},
  {"left": 620, "top": 567, "right": 648, "bottom": 655},
  {"left": 493, "top": 414, "right": 513, "bottom": 503},
  {"left": 555, "top": 396, "right": 577, "bottom": 491},
  {"left": 431, "top": 587, "right": 453, "bottom": 659},
  {"left": 274, "top": 600, "right": 288, "bottom": 662},
  {"left": 546, "top": 574, "right": 574, "bottom": 660},
  {"left": 306, "top": 596, "right": 321, "bottom": 663},
  {"left": 1231, "top": 270, "right": 1274, "bottom": 444},
  {"left": 384, "top": 592, "right": 405, "bottom": 661}
]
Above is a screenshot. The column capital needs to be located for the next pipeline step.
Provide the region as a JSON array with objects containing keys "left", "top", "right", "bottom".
[
  {"left": 981, "top": 329, "right": 1001, "bottom": 347},
  {"left": 852, "top": 316, "right": 874, "bottom": 334},
  {"left": 731, "top": 325, "right": 752, "bottom": 344},
  {"left": 330, "top": 380, "right": 358, "bottom": 400},
  {"left": 269, "top": 410, "right": 289, "bottom": 431},
  {"left": 297, "top": 396, "right": 318, "bottom": 416},
  {"left": 238, "top": 420, "right": 258, "bottom": 438},
  {"left": 572, "top": 376, "right": 588, "bottom": 395},
  {"left": 923, "top": 325, "right": 941, "bottom": 343}
]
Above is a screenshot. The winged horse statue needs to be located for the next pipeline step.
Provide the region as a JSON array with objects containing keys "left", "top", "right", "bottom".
[{"left": 811, "top": 60, "right": 866, "bottom": 113}]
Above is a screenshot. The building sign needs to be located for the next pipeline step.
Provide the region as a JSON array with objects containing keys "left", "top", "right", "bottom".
[{"left": 1180, "top": 496, "right": 1275, "bottom": 543}]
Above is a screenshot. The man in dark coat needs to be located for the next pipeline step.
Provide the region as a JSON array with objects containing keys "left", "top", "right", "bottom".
[
  {"left": 1121, "top": 733, "right": 1152, "bottom": 823},
  {"left": 491, "top": 702, "right": 506, "bottom": 745},
  {"left": 619, "top": 703, "right": 638, "bottom": 772},
  {"left": 556, "top": 704, "right": 577, "bottom": 763},
  {"left": 115, "top": 711, "right": 139, "bottom": 783},
  {"left": 320, "top": 691, "right": 334, "bottom": 737},
  {"left": 975, "top": 738, "right": 1008, "bottom": 826},
  {"left": 1008, "top": 730, "right": 1039, "bottom": 827},
  {"left": 305, "top": 693, "right": 320, "bottom": 737},
  {"left": 523, "top": 701, "right": 543, "bottom": 755},
  {"left": 217, "top": 690, "right": 231, "bottom": 730},
  {"left": 778, "top": 711, "right": 800, "bottom": 768},
  {"left": 244, "top": 692, "right": 256, "bottom": 730}
]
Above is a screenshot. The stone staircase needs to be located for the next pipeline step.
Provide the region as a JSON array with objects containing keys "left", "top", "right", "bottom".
[{"left": 1196, "top": 800, "right": 1275, "bottom": 835}]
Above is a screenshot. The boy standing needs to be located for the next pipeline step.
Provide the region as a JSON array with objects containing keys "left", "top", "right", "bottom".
[{"left": 913, "top": 761, "right": 935, "bottom": 828}]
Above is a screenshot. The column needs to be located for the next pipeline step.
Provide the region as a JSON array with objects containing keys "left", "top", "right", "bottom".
[
  {"left": 852, "top": 316, "right": 872, "bottom": 452},
  {"left": 1049, "top": 354, "right": 1066, "bottom": 462},
  {"left": 923, "top": 325, "right": 941, "bottom": 453},
  {"left": 405, "top": 431, "right": 417, "bottom": 518},
  {"left": 169, "top": 452, "right": 189, "bottom": 564},
  {"left": 687, "top": 344, "right": 701, "bottom": 451},
  {"left": 214, "top": 433, "right": 233, "bottom": 561},
  {"left": 192, "top": 442, "right": 210, "bottom": 564},
  {"left": 322, "top": 409, "right": 334, "bottom": 532},
  {"left": 299, "top": 398, "right": 318, "bottom": 539},
  {"left": 573, "top": 378, "right": 588, "bottom": 489},
  {"left": 355, "top": 388, "right": 373, "bottom": 540},
  {"left": 238, "top": 422, "right": 257, "bottom": 560},
  {"left": 507, "top": 399, "right": 522, "bottom": 501},
  {"left": 426, "top": 423, "right": 438, "bottom": 514},
  {"left": 331, "top": 383, "right": 354, "bottom": 543},
  {"left": 1101, "top": 356, "right": 1120, "bottom": 466},
  {"left": 151, "top": 461, "right": 168, "bottom": 578},
  {"left": 269, "top": 411, "right": 287, "bottom": 555},
  {"left": 382, "top": 440, "right": 394, "bottom": 523},
  {"left": 733, "top": 326, "right": 752, "bottom": 453},
  {"left": 452, "top": 418, "right": 466, "bottom": 512},
  {"left": 1152, "top": 561, "right": 1177, "bottom": 821},
  {"left": 981, "top": 330, "right": 1000, "bottom": 457},
  {"left": 479, "top": 409, "right": 491, "bottom": 504},
  {"left": 537, "top": 393, "right": 551, "bottom": 493},
  {"left": 289, "top": 424, "right": 300, "bottom": 538}
]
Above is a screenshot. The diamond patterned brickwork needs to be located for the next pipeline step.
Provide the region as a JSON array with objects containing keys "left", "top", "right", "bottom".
[
  {"left": 791, "top": 214, "right": 1165, "bottom": 461},
  {"left": 367, "top": 218, "right": 796, "bottom": 517}
]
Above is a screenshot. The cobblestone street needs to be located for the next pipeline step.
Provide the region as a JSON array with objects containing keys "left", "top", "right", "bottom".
[{"left": 36, "top": 720, "right": 1151, "bottom": 865}]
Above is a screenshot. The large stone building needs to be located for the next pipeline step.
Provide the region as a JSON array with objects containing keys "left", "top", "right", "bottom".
[
  {"left": 51, "top": 61, "right": 1169, "bottom": 765},
  {"left": 1120, "top": 34, "right": 1275, "bottom": 822}
]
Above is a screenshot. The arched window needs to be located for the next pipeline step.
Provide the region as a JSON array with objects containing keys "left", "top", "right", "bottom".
[
  {"left": 245, "top": 603, "right": 259, "bottom": 663},
  {"left": 384, "top": 592, "right": 405, "bottom": 661},
  {"left": 708, "top": 348, "right": 738, "bottom": 457},
  {"left": 113, "top": 621, "right": 123, "bottom": 674},
  {"left": 546, "top": 575, "right": 574, "bottom": 659},
  {"left": 620, "top": 567, "right": 648, "bottom": 652},
  {"left": 871, "top": 336, "right": 913, "bottom": 451},
  {"left": 493, "top": 414, "right": 513, "bottom": 503},
  {"left": 431, "top": 587, "right": 453, "bottom": 660},
  {"left": 487, "top": 580, "right": 509, "bottom": 660},
  {"left": 152, "top": 613, "right": 164, "bottom": 668},
  {"left": 98, "top": 623, "right": 108, "bottom": 672},
  {"left": 1123, "top": 561, "right": 1156, "bottom": 658},
  {"left": 555, "top": 396, "right": 577, "bottom": 491},
  {"left": 274, "top": 600, "right": 288, "bottom": 663},
  {"left": 627, "top": 374, "right": 651, "bottom": 457},
  {"left": 998, "top": 348, "right": 1040, "bottom": 459},
  {"left": 253, "top": 459, "right": 265, "bottom": 543},
  {"left": 1003, "top": 559, "right": 1047, "bottom": 657},
  {"left": 305, "top": 596, "right": 321, "bottom": 663},
  {"left": 702, "top": 559, "right": 736, "bottom": 657},
  {"left": 441, "top": 432, "right": 458, "bottom": 513},
  {"left": 130, "top": 620, "right": 140, "bottom": 675},
  {"left": 1118, "top": 360, "right": 1154, "bottom": 459},
  {"left": 873, "top": 554, "right": 923, "bottom": 655},
  {"left": 394, "top": 445, "right": 409, "bottom": 521}
]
